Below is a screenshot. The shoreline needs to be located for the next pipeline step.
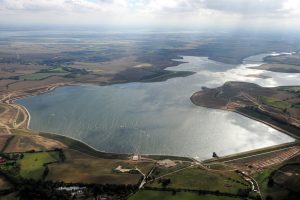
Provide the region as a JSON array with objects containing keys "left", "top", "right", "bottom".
[
  {"left": 1, "top": 83, "right": 194, "bottom": 161},
  {"left": 190, "top": 86, "right": 300, "bottom": 140},
  {"left": 233, "top": 109, "right": 299, "bottom": 140},
  {"left": 1, "top": 81, "right": 298, "bottom": 162}
]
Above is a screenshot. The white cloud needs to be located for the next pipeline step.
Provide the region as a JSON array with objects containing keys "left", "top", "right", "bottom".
[
  {"left": 0, "top": 0, "right": 299, "bottom": 28},
  {"left": 202, "top": 0, "right": 300, "bottom": 18}
]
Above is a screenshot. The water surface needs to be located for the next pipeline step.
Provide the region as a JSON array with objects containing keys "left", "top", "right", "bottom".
[{"left": 18, "top": 54, "right": 298, "bottom": 159}]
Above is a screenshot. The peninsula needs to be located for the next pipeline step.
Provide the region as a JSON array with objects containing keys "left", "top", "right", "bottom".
[{"left": 191, "top": 81, "right": 300, "bottom": 138}]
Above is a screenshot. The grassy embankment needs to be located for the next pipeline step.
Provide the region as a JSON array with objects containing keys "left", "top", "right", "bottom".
[
  {"left": 236, "top": 107, "right": 300, "bottom": 138},
  {"left": 39, "top": 131, "right": 193, "bottom": 162},
  {"left": 203, "top": 141, "right": 299, "bottom": 164}
]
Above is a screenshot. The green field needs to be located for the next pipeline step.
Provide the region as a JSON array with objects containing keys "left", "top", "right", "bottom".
[
  {"left": 46, "top": 149, "right": 153, "bottom": 185},
  {"left": 129, "top": 190, "right": 244, "bottom": 200},
  {"left": 18, "top": 73, "right": 68, "bottom": 81},
  {"left": 259, "top": 96, "right": 291, "bottom": 111},
  {"left": 44, "top": 67, "right": 68, "bottom": 73},
  {"left": 150, "top": 162, "right": 191, "bottom": 179},
  {"left": 17, "top": 151, "right": 60, "bottom": 179},
  {"left": 146, "top": 167, "right": 250, "bottom": 195}
]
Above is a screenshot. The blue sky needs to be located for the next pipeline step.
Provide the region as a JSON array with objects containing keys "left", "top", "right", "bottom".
[{"left": 0, "top": 0, "right": 299, "bottom": 29}]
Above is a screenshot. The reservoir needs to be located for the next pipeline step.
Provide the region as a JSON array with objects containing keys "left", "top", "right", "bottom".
[{"left": 17, "top": 54, "right": 298, "bottom": 160}]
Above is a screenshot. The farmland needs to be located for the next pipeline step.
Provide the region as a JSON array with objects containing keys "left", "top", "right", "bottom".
[
  {"left": 0, "top": 30, "right": 299, "bottom": 199},
  {"left": 46, "top": 149, "right": 154, "bottom": 185},
  {"left": 4, "top": 129, "right": 66, "bottom": 153},
  {"left": 146, "top": 166, "right": 250, "bottom": 195},
  {"left": 18, "top": 73, "right": 68, "bottom": 81},
  {"left": 17, "top": 151, "right": 60, "bottom": 180},
  {"left": 259, "top": 96, "right": 291, "bottom": 111}
]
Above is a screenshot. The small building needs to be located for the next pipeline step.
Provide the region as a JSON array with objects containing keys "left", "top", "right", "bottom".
[
  {"left": 114, "top": 165, "right": 131, "bottom": 173},
  {"left": 132, "top": 154, "right": 140, "bottom": 161}
]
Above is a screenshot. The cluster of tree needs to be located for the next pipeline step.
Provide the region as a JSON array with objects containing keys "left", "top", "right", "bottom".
[
  {"left": 17, "top": 179, "right": 71, "bottom": 200},
  {"left": 0, "top": 161, "right": 20, "bottom": 176},
  {"left": 226, "top": 177, "right": 249, "bottom": 187},
  {"left": 39, "top": 66, "right": 88, "bottom": 76},
  {"left": 90, "top": 183, "right": 138, "bottom": 199},
  {"left": 237, "top": 188, "right": 251, "bottom": 196},
  {"left": 0, "top": 171, "right": 140, "bottom": 200},
  {"left": 42, "top": 166, "right": 49, "bottom": 180},
  {"left": 158, "top": 178, "right": 171, "bottom": 187},
  {"left": 6, "top": 153, "right": 24, "bottom": 160},
  {"left": 57, "top": 149, "right": 66, "bottom": 162}
]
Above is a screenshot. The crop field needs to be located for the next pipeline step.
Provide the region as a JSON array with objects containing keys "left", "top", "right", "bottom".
[
  {"left": 129, "top": 190, "right": 244, "bottom": 200},
  {"left": 146, "top": 166, "right": 250, "bottom": 195},
  {"left": 260, "top": 96, "right": 291, "bottom": 111},
  {"left": 17, "top": 151, "right": 60, "bottom": 179},
  {"left": 18, "top": 73, "right": 68, "bottom": 81},
  {"left": 46, "top": 149, "right": 154, "bottom": 185},
  {"left": 4, "top": 135, "right": 47, "bottom": 152}
]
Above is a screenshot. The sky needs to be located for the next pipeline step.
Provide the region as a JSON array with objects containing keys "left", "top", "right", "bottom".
[{"left": 0, "top": 0, "right": 300, "bottom": 30}]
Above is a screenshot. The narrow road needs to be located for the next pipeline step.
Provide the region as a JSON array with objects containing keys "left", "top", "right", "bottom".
[
  {"left": 135, "top": 168, "right": 147, "bottom": 189},
  {"left": 153, "top": 164, "right": 193, "bottom": 181}
]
